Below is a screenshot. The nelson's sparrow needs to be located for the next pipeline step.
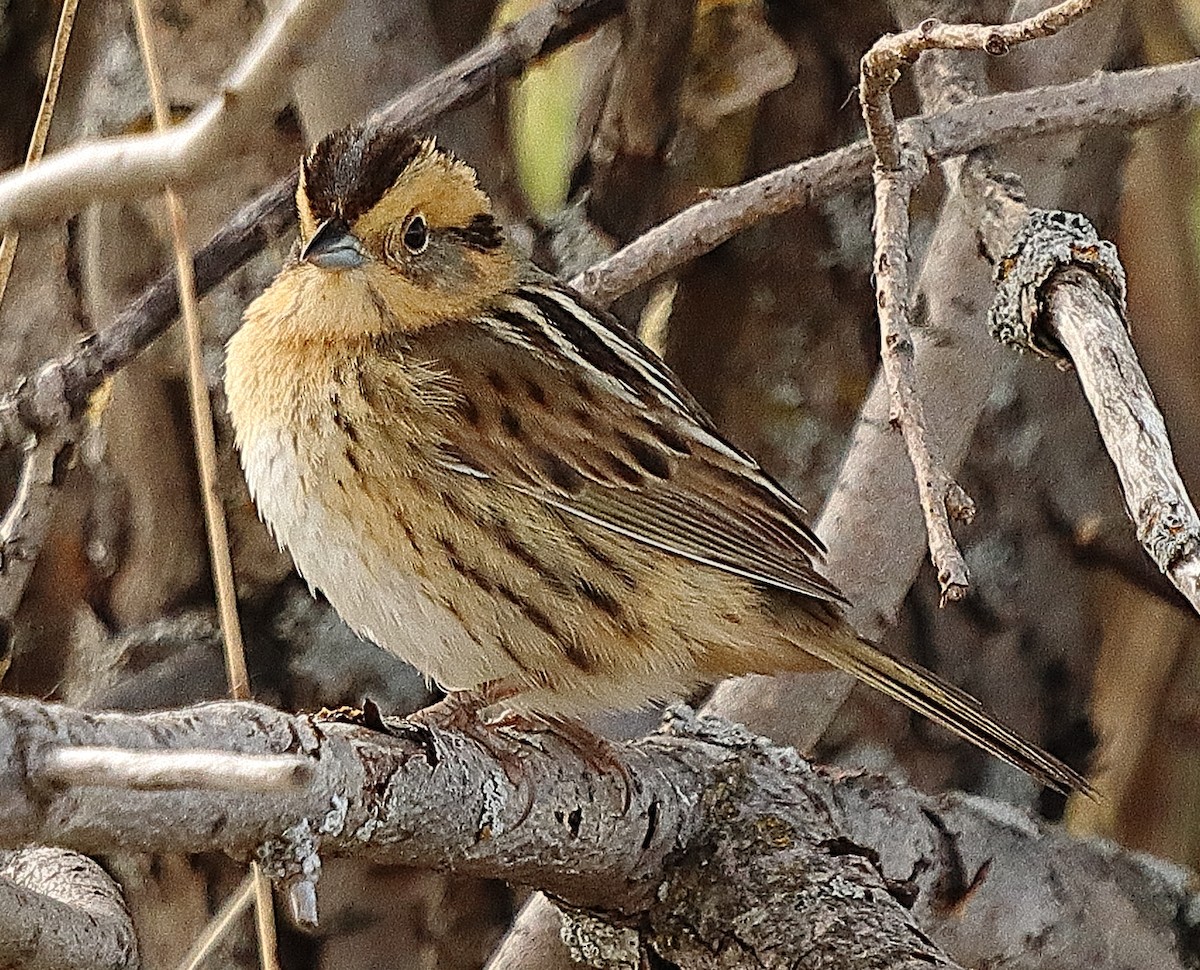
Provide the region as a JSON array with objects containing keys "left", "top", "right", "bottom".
[{"left": 225, "top": 122, "right": 1089, "bottom": 795}]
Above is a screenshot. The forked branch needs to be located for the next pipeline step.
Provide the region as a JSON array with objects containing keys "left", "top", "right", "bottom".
[{"left": 857, "top": 0, "right": 1107, "bottom": 600}]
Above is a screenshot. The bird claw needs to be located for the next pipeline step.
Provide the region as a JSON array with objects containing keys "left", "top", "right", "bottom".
[
  {"left": 497, "top": 712, "right": 635, "bottom": 813},
  {"left": 407, "top": 690, "right": 536, "bottom": 823},
  {"left": 405, "top": 691, "right": 634, "bottom": 816}
]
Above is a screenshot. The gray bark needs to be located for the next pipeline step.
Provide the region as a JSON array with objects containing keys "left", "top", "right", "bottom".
[{"left": 0, "top": 696, "right": 1194, "bottom": 970}]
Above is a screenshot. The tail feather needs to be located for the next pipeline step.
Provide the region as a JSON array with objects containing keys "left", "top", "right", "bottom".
[{"left": 805, "top": 630, "right": 1095, "bottom": 797}]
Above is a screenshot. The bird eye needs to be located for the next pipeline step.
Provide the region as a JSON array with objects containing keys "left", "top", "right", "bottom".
[{"left": 401, "top": 212, "right": 429, "bottom": 254}]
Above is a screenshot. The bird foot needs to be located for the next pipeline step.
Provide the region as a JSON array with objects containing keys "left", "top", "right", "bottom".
[
  {"left": 407, "top": 686, "right": 535, "bottom": 820},
  {"left": 406, "top": 688, "right": 491, "bottom": 732},
  {"left": 490, "top": 711, "right": 635, "bottom": 813}
]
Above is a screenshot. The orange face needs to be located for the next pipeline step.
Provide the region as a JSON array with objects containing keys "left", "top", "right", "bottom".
[{"left": 282, "top": 138, "right": 518, "bottom": 341}]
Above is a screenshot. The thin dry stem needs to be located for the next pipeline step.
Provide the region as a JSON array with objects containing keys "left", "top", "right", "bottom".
[
  {"left": 129, "top": 0, "right": 251, "bottom": 714},
  {"left": 130, "top": 0, "right": 276, "bottom": 964},
  {"left": 0, "top": 0, "right": 80, "bottom": 309},
  {"left": 40, "top": 747, "right": 313, "bottom": 792},
  {"left": 860, "top": 0, "right": 1105, "bottom": 169},
  {"left": 174, "top": 874, "right": 256, "bottom": 970},
  {"left": 250, "top": 871, "right": 280, "bottom": 970},
  {"left": 872, "top": 152, "right": 974, "bottom": 603}
]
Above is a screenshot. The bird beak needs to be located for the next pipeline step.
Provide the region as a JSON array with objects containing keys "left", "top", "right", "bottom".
[{"left": 301, "top": 218, "right": 366, "bottom": 269}]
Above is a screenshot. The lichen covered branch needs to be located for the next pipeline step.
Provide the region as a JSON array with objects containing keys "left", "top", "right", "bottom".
[{"left": 1048, "top": 270, "right": 1200, "bottom": 612}]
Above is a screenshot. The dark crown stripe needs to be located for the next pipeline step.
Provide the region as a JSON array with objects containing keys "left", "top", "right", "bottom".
[{"left": 303, "top": 124, "right": 423, "bottom": 223}]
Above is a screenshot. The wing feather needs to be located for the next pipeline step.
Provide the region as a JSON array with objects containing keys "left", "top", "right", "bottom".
[{"left": 411, "top": 278, "right": 847, "bottom": 606}]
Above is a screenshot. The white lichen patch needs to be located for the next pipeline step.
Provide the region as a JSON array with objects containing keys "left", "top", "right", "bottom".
[{"left": 560, "top": 909, "right": 640, "bottom": 970}]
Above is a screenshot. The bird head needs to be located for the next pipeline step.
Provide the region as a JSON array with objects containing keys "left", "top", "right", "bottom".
[{"left": 286, "top": 124, "right": 517, "bottom": 337}]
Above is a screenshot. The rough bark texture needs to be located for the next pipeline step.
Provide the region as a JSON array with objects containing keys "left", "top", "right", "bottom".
[
  {"left": 0, "top": 847, "right": 140, "bottom": 970},
  {"left": 0, "top": 696, "right": 1195, "bottom": 970}
]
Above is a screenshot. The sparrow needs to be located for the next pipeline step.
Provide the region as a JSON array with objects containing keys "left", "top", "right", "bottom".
[{"left": 224, "top": 122, "right": 1089, "bottom": 795}]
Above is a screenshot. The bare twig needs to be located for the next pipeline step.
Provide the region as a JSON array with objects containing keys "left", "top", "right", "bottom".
[
  {"left": 872, "top": 149, "right": 976, "bottom": 602},
  {"left": 0, "top": 0, "right": 342, "bottom": 232},
  {"left": 130, "top": 0, "right": 251, "bottom": 704},
  {"left": 175, "top": 873, "right": 256, "bottom": 970},
  {"left": 40, "top": 746, "right": 312, "bottom": 792},
  {"left": 855, "top": 0, "right": 1108, "bottom": 601},
  {"left": 0, "top": 0, "right": 80, "bottom": 309},
  {"left": 964, "top": 140, "right": 1200, "bottom": 619},
  {"left": 859, "top": 0, "right": 1105, "bottom": 169},
  {"left": 130, "top": 0, "right": 252, "bottom": 704},
  {"left": 0, "top": 846, "right": 139, "bottom": 970}
]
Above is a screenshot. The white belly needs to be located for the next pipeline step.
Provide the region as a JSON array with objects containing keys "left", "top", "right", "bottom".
[{"left": 239, "top": 424, "right": 490, "bottom": 690}]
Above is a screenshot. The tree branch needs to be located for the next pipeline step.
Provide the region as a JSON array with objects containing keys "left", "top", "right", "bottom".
[
  {"left": 0, "top": 846, "right": 139, "bottom": 970},
  {"left": 1029, "top": 261, "right": 1200, "bottom": 611},
  {"left": 0, "top": 423, "right": 76, "bottom": 631},
  {"left": 872, "top": 148, "right": 978, "bottom": 603},
  {"left": 1051, "top": 273, "right": 1200, "bottom": 593},
  {"left": 957, "top": 133, "right": 1200, "bottom": 616},
  {"left": 571, "top": 56, "right": 1200, "bottom": 303},
  {"left": 855, "top": 1, "right": 1109, "bottom": 603},
  {"left": 0, "top": 696, "right": 1194, "bottom": 969},
  {"left": 0, "top": 0, "right": 344, "bottom": 232},
  {"left": 859, "top": 0, "right": 1104, "bottom": 170}
]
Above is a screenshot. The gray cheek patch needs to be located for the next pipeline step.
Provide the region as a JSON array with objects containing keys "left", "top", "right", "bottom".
[{"left": 403, "top": 238, "right": 479, "bottom": 292}]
